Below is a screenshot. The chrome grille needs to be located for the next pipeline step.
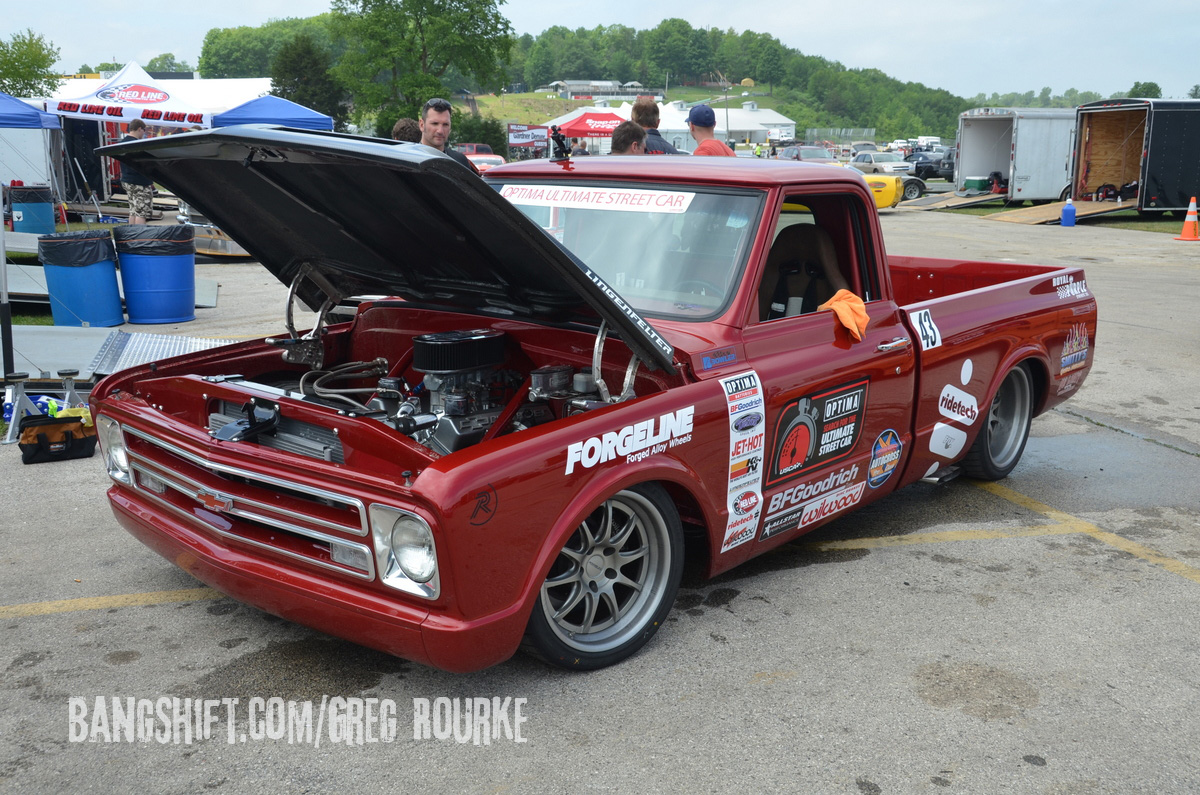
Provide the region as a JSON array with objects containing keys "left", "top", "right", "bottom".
[{"left": 124, "top": 426, "right": 373, "bottom": 581}]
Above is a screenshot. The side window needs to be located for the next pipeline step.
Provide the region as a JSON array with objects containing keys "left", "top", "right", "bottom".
[{"left": 757, "top": 196, "right": 865, "bottom": 323}]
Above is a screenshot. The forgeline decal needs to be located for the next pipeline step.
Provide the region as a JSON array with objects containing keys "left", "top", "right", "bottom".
[
  {"left": 761, "top": 465, "right": 865, "bottom": 540},
  {"left": 868, "top": 430, "right": 903, "bottom": 488},
  {"left": 1060, "top": 323, "right": 1089, "bottom": 374},
  {"left": 701, "top": 348, "right": 738, "bottom": 370},
  {"left": 764, "top": 379, "right": 869, "bottom": 488},
  {"left": 564, "top": 406, "right": 694, "bottom": 474},
  {"left": 720, "top": 371, "right": 766, "bottom": 553},
  {"left": 1053, "top": 273, "right": 1089, "bottom": 300},
  {"left": 929, "top": 358, "right": 979, "bottom": 461}
]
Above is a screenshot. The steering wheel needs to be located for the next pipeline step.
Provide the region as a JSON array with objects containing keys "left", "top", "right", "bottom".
[{"left": 675, "top": 279, "right": 723, "bottom": 297}]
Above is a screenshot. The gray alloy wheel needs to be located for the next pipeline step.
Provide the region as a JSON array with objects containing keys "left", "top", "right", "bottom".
[
  {"left": 524, "top": 483, "right": 682, "bottom": 670},
  {"left": 964, "top": 364, "right": 1033, "bottom": 480},
  {"left": 903, "top": 180, "right": 924, "bottom": 201}
]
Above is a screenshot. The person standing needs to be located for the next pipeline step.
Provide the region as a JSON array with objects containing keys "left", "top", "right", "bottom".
[
  {"left": 608, "top": 121, "right": 647, "bottom": 155},
  {"left": 631, "top": 97, "right": 679, "bottom": 155},
  {"left": 686, "top": 105, "right": 735, "bottom": 157},
  {"left": 419, "top": 98, "right": 479, "bottom": 174},
  {"left": 119, "top": 119, "right": 154, "bottom": 224},
  {"left": 570, "top": 138, "right": 590, "bottom": 156},
  {"left": 391, "top": 117, "right": 421, "bottom": 142}
]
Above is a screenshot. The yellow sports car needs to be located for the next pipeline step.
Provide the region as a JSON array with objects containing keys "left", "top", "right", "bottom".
[{"left": 845, "top": 165, "right": 925, "bottom": 208}]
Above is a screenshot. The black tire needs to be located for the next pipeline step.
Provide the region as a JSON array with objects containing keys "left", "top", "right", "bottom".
[
  {"left": 903, "top": 181, "right": 924, "bottom": 201},
  {"left": 963, "top": 364, "right": 1033, "bottom": 480},
  {"left": 523, "top": 483, "right": 683, "bottom": 670},
  {"left": 1059, "top": 186, "right": 1072, "bottom": 202}
]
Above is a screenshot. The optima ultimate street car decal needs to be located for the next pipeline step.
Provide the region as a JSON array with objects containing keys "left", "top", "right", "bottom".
[
  {"left": 720, "top": 371, "right": 766, "bottom": 553},
  {"left": 765, "top": 379, "right": 869, "bottom": 488}
]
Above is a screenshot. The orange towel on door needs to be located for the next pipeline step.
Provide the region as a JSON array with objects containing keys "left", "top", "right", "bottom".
[{"left": 818, "top": 289, "right": 869, "bottom": 341}]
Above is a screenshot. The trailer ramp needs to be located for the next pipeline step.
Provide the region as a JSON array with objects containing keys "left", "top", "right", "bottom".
[
  {"left": 900, "top": 192, "right": 1007, "bottom": 210},
  {"left": 987, "top": 200, "right": 1130, "bottom": 225}
]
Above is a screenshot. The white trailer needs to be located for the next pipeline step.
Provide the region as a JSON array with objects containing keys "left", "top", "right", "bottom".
[{"left": 955, "top": 107, "right": 1074, "bottom": 203}]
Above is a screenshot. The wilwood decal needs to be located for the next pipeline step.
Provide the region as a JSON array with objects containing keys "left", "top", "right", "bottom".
[{"left": 765, "top": 380, "right": 869, "bottom": 487}]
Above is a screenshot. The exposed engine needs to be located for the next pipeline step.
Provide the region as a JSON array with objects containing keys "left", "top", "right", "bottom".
[{"left": 211, "top": 328, "right": 610, "bottom": 459}]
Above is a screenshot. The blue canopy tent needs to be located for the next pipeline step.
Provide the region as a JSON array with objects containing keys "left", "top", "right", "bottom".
[
  {"left": 212, "top": 95, "right": 333, "bottom": 131},
  {"left": 0, "top": 91, "right": 61, "bottom": 130},
  {"left": 2, "top": 91, "right": 63, "bottom": 380}
]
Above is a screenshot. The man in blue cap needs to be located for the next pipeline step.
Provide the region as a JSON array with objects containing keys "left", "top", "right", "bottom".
[{"left": 687, "top": 104, "right": 734, "bottom": 156}]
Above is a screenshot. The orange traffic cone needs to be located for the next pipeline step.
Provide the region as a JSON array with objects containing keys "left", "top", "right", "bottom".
[{"left": 1175, "top": 196, "right": 1199, "bottom": 241}]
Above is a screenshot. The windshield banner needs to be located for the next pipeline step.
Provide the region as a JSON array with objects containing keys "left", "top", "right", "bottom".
[{"left": 499, "top": 185, "right": 695, "bottom": 214}]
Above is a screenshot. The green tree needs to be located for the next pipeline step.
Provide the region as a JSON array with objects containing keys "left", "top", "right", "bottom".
[
  {"left": 523, "top": 40, "right": 555, "bottom": 89},
  {"left": 452, "top": 112, "right": 507, "bottom": 156},
  {"left": 77, "top": 64, "right": 93, "bottom": 73},
  {"left": 756, "top": 40, "right": 784, "bottom": 95},
  {"left": 0, "top": 29, "right": 62, "bottom": 98},
  {"left": 1190, "top": 84, "right": 1200, "bottom": 99},
  {"left": 146, "top": 53, "right": 194, "bottom": 72},
  {"left": 271, "top": 34, "right": 348, "bottom": 130},
  {"left": 330, "top": 0, "right": 513, "bottom": 127},
  {"left": 96, "top": 61, "right": 124, "bottom": 72},
  {"left": 200, "top": 16, "right": 336, "bottom": 78},
  {"left": 1129, "top": 81, "right": 1161, "bottom": 98}
]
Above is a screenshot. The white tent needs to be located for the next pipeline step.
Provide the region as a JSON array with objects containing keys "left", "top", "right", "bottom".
[{"left": 49, "top": 63, "right": 212, "bottom": 129}]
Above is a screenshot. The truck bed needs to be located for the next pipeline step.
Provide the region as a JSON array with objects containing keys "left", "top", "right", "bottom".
[{"left": 888, "top": 255, "right": 1060, "bottom": 305}]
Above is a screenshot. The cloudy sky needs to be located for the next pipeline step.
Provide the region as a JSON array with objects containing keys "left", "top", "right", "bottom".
[{"left": 10, "top": 0, "right": 1197, "bottom": 99}]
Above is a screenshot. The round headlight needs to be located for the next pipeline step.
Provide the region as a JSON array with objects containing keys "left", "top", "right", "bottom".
[{"left": 390, "top": 515, "right": 436, "bottom": 583}]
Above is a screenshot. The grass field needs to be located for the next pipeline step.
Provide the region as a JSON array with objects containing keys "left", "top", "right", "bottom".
[{"left": 941, "top": 204, "right": 1184, "bottom": 234}]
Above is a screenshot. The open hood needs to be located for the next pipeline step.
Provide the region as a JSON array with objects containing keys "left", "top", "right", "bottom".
[{"left": 99, "top": 125, "right": 676, "bottom": 372}]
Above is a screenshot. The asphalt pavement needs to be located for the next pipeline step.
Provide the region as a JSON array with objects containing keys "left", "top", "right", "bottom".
[{"left": 0, "top": 211, "right": 1196, "bottom": 793}]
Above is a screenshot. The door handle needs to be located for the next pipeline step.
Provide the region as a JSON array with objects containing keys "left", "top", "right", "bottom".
[{"left": 876, "top": 337, "right": 912, "bottom": 352}]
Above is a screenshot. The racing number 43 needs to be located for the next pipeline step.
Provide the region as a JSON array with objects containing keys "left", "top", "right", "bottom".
[{"left": 912, "top": 309, "right": 942, "bottom": 350}]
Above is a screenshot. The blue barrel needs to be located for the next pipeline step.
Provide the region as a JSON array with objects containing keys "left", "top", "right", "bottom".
[
  {"left": 114, "top": 225, "right": 196, "bottom": 324},
  {"left": 11, "top": 185, "right": 56, "bottom": 235},
  {"left": 37, "top": 230, "right": 124, "bottom": 327}
]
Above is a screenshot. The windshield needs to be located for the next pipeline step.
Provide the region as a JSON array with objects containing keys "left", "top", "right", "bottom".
[
  {"left": 875, "top": 153, "right": 903, "bottom": 162},
  {"left": 799, "top": 147, "right": 833, "bottom": 160},
  {"left": 496, "top": 181, "right": 764, "bottom": 320}
]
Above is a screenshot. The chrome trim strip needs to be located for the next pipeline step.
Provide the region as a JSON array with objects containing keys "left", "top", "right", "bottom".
[
  {"left": 131, "top": 467, "right": 375, "bottom": 581},
  {"left": 125, "top": 426, "right": 369, "bottom": 536}
]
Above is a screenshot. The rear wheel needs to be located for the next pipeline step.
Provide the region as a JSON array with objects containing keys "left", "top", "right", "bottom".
[
  {"left": 903, "top": 180, "right": 924, "bottom": 201},
  {"left": 524, "top": 483, "right": 683, "bottom": 670},
  {"left": 963, "top": 364, "right": 1033, "bottom": 480}
]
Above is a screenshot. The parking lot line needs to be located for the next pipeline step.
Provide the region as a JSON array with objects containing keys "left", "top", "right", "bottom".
[
  {"left": 0, "top": 587, "right": 222, "bottom": 619},
  {"left": 5, "top": 481, "right": 1196, "bottom": 621},
  {"left": 975, "top": 481, "right": 1200, "bottom": 585}
]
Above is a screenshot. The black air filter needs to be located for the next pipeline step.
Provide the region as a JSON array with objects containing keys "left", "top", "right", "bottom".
[{"left": 412, "top": 329, "right": 507, "bottom": 374}]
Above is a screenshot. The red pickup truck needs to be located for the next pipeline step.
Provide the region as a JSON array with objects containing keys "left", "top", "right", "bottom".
[{"left": 93, "top": 128, "right": 1097, "bottom": 672}]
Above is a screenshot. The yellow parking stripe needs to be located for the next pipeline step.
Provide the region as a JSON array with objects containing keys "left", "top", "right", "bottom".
[
  {"left": 3, "top": 481, "right": 1196, "bottom": 620},
  {"left": 0, "top": 587, "right": 222, "bottom": 619},
  {"left": 976, "top": 481, "right": 1200, "bottom": 585}
]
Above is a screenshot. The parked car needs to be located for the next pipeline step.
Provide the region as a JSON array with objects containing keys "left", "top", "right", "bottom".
[
  {"left": 452, "top": 143, "right": 493, "bottom": 155},
  {"left": 776, "top": 146, "right": 838, "bottom": 164},
  {"left": 467, "top": 154, "right": 506, "bottom": 172},
  {"left": 904, "top": 151, "right": 943, "bottom": 180},
  {"left": 937, "top": 148, "right": 956, "bottom": 183},
  {"left": 849, "top": 141, "right": 878, "bottom": 156},
  {"left": 847, "top": 164, "right": 926, "bottom": 203},
  {"left": 850, "top": 151, "right": 911, "bottom": 174},
  {"left": 95, "top": 128, "right": 1096, "bottom": 672}
]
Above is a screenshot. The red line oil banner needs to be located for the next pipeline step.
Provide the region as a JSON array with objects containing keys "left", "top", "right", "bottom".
[{"left": 719, "top": 371, "right": 766, "bottom": 553}]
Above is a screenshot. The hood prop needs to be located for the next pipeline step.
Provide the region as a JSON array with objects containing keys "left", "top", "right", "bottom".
[
  {"left": 265, "top": 263, "right": 340, "bottom": 368},
  {"left": 591, "top": 320, "right": 641, "bottom": 404}
]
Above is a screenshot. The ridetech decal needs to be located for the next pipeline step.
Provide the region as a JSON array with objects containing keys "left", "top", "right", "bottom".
[
  {"left": 1060, "top": 323, "right": 1089, "bottom": 374},
  {"left": 720, "top": 371, "right": 766, "bottom": 553},
  {"left": 765, "top": 380, "right": 869, "bottom": 487},
  {"left": 868, "top": 430, "right": 902, "bottom": 488},
  {"left": 97, "top": 84, "right": 170, "bottom": 104},
  {"left": 564, "top": 406, "right": 694, "bottom": 474}
]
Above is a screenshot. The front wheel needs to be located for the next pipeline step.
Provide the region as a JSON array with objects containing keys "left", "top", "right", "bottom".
[
  {"left": 963, "top": 364, "right": 1033, "bottom": 480},
  {"left": 523, "top": 483, "right": 683, "bottom": 670}
]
